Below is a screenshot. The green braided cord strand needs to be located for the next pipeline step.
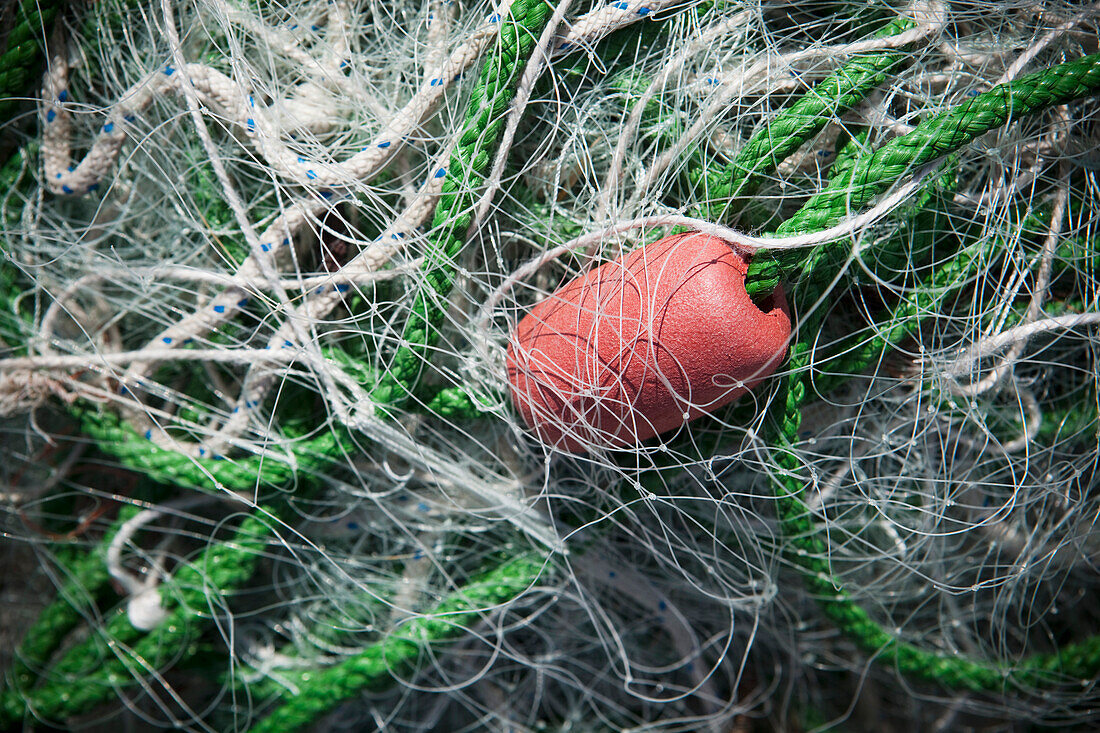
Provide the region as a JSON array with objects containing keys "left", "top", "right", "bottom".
[
  {"left": 0, "top": 509, "right": 276, "bottom": 725},
  {"left": 826, "top": 128, "right": 871, "bottom": 179},
  {"left": 789, "top": 50, "right": 1100, "bottom": 232},
  {"left": 807, "top": 205, "right": 1065, "bottom": 396},
  {"left": 425, "top": 385, "right": 492, "bottom": 420},
  {"left": 745, "top": 52, "right": 1100, "bottom": 300},
  {"left": 693, "top": 15, "right": 915, "bottom": 221},
  {"left": 770, "top": 345, "right": 1100, "bottom": 692},
  {"left": 0, "top": 0, "right": 61, "bottom": 126},
  {"left": 76, "top": 406, "right": 348, "bottom": 492},
  {"left": 764, "top": 192, "right": 1100, "bottom": 690},
  {"left": 5, "top": 506, "right": 140, "bottom": 697},
  {"left": 370, "top": 0, "right": 551, "bottom": 410},
  {"left": 248, "top": 554, "right": 544, "bottom": 733},
  {"left": 0, "top": 144, "right": 37, "bottom": 350}
]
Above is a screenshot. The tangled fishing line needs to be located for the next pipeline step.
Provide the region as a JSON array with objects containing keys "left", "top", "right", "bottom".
[{"left": 1, "top": 0, "right": 1099, "bottom": 729}]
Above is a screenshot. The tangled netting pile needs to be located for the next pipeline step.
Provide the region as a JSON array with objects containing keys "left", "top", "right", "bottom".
[{"left": 2, "top": 0, "right": 1100, "bottom": 729}]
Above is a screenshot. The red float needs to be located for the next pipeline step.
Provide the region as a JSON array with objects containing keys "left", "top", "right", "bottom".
[{"left": 506, "top": 232, "right": 791, "bottom": 452}]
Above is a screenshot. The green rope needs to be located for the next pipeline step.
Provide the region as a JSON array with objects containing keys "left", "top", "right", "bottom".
[
  {"left": 5, "top": 507, "right": 138, "bottom": 696},
  {"left": 0, "top": 0, "right": 61, "bottom": 127},
  {"left": 76, "top": 406, "right": 349, "bottom": 492},
  {"left": 425, "top": 385, "right": 491, "bottom": 420},
  {"left": 763, "top": 185, "right": 1100, "bottom": 690},
  {"left": 745, "top": 52, "right": 1100, "bottom": 300},
  {"left": 692, "top": 15, "right": 916, "bottom": 221},
  {"left": 247, "top": 554, "right": 544, "bottom": 733},
  {"left": 370, "top": 0, "right": 552, "bottom": 410},
  {"left": 770, "top": 345, "right": 1100, "bottom": 692},
  {"left": 0, "top": 508, "right": 276, "bottom": 725}
]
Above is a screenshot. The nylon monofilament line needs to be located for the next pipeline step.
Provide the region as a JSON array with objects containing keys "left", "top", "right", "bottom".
[{"left": 2, "top": 0, "right": 1100, "bottom": 731}]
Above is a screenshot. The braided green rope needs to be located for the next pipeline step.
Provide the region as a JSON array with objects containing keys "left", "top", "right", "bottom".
[
  {"left": 0, "top": 508, "right": 276, "bottom": 725},
  {"left": 425, "top": 385, "right": 490, "bottom": 420},
  {"left": 0, "top": 0, "right": 61, "bottom": 127},
  {"left": 808, "top": 205, "right": 1062, "bottom": 396},
  {"left": 812, "top": 242, "right": 985, "bottom": 396},
  {"left": 745, "top": 52, "right": 1100, "bottom": 300},
  {"left": 247, "top": 554, "right": 544, "bottom": 733},
  {"left": 370, "top": 0, "right": 552, "bottom": 410},
  {"left": 76, "top": 406, "right": 349, "bottom": 492},
  {"left": 692, "top": 15, "right": 916, "bottom": 221},
  {"left": 771, "top": 345, "right": 1100, "bottom": 692},
  {"left": 763, "top": 186, "right": 1100, "bottom": 690},
  {"left": 5, "top": 507, "right": 138, "bottom": 698}
]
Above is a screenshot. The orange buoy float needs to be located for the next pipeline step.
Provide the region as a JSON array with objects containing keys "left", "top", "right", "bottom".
[{"left": 506, "top": 232, "right": 791, "bottom": 452}]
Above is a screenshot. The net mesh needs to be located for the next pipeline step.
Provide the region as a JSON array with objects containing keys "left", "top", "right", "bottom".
[{"left": 2, "top": 0, "right": 1100, "bottom": 730}]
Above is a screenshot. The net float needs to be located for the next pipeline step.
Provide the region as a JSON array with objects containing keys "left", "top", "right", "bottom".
[{"left": 506, "top": 231, "right": 791, "bottom": 452}]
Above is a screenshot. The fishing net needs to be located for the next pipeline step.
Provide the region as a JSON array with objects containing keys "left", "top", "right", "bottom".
[{"left": 1, "top": 0, "right": 1099, "bottom": 729}]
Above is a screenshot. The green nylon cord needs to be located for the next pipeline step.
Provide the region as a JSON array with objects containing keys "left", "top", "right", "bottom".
[
  {"left": 76, "top": 406, "right": 349, "bottom": 492},
  {"left": 370, "top": 0, "right": 552, "bottom": 410},
  {"left": 0, "top": 508, "right": 277, "bottom": 725},
  {"left": 425, "top": 385, "right": 490, "bottom": 420},
  {"left": 770, "top": 345, "right": 1100, "bottom": 692},
  {"left": 744, "top": 52, "right": 1100, "bottom": 300},
  {"left": 764, "top": 192, "right": 1100, "bottom": 690},
  {"left": 5, "top": 507, "right": 138, "bottom": 696},
  {"left": 247, "top": 554, "right": 544, "bottom": 733},
  {"left": 811, "top": 237, "right": 986, "bottom": 396},
  {"left": 0, "top": 0, "right": 60, "bottom": 127},
  {"left": 810, "top": 207, "right": 1059, "bottom": 396},
  {"left": 691, "top": 15, "right": 916, "bottom": 222}
]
